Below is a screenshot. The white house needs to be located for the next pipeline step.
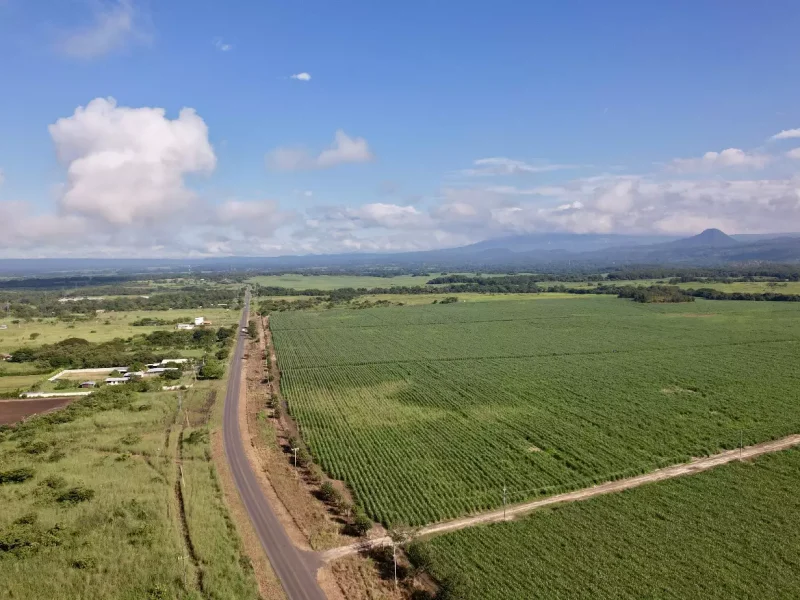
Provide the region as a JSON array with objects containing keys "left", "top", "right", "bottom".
[
  {"left": 0, "top": 324, "right": 7, "bottom": 330},
  {"left": 105, "top": 378, "right": 128, "bottom": 385},
  {"left": 176, "top": 323, "right": 195, "bottom": 330},
  {"left": 161, "top": 358, "right": 188, "bottom": 365},
  {"left": 194, "top": 316, "right": 205, "bottom": 326}
]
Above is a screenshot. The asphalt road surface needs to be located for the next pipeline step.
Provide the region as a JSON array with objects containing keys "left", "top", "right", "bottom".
[{"left": 222, "top": 291, "right": 326, "bottom": 600}]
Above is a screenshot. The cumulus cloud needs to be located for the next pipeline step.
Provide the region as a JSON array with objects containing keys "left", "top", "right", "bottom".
[
  {"left": 787, "top": 148, "right": 800, "bottom": 160},
  {"left": 213, "top": 38, "right": 232, "bottom": 52},
  {"left": 771, "top": 128, "right": 800, "bottom": 140},
  {"left": 58, "top": 0, "right": 150, "bottom": 59},
  {"left": 669, "top": 148, "right": 770, "bottom": 172},
  {"left": 290, "top": 72, "right": 311, "bottom": 81},
  {"left": 49, "top": 97, "right": 216, "bottom": 224},
  {"left": 462, "top": 157, "right": 579, "bottom": 177},
  {"left": 266, "top": 130, "right": 374, "bottom": 171}
]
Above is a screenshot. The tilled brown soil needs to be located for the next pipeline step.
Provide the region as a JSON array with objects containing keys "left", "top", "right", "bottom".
[{"left": 0, "top": 397, "right": 74, "bottom": 425}]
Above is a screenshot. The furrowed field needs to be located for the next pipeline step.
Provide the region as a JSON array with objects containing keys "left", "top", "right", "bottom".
[
  {"left": 271, "top": 297, "right": 800, "bottom": 525},
  {"left": 410, "top": 448, "right": 800, "bottom": 599}
]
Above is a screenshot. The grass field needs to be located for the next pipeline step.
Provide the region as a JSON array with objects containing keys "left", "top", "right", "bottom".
[
  {"left": 247, "top": 273, "right": 442, "bottom": 290},
  {"left": 569, "top": 279, "right": 800, "bottom": 294},
  {"left": 412, "top": 447, "right": 800, "bottom": 599},
  {"left": 0, "top": 383, "right": 260, "bottom": 599},
  {"left": 271, "top": 297, "right": 800, "bottom": 525},
  {"left": 0, "top": 308, "right": 240, "bottom": 353},
  {"left": 0, "top": 374, "right": 50, "bottom": 395}
]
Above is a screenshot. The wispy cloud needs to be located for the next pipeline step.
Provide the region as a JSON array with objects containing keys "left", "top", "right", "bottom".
[
  {"left": 58, "top": 0, "right": 150, "bottom": 59},
  {"left": 462, "top": 157, "right": 580, "bottom": 177},
  {"left": 770, "top": 128, "right": 800, "bottom": 140},
  {"left": 290, "top": 72, "right": 311, "bottom": 82},
  {"left": 266, "top": 130, "right": 374, "bottom": 171},
  {"left": 213, "top": 38, "right": 232, "bottom": 52}
]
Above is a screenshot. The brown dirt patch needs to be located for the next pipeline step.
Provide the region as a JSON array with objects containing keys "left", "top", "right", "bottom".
[{"left": 0, "top": 397, "right": 74, "bottom": 425}]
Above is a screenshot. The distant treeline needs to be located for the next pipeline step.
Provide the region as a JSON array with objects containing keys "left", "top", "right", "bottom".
[
  {"left": 1, "top": 287, "right": 243, "bottom": 320},
  {"left": 9, "top": 325, "right": 238, "bottom": 369}
]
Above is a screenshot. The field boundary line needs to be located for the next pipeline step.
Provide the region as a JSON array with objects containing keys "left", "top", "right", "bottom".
[{"left": 318, "top": 432, "right": 800, "bottom": 562}]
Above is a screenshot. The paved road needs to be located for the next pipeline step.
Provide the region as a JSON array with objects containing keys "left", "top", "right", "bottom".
[{"left": 222, "top": 291, "right": 326, "bottom": 600}]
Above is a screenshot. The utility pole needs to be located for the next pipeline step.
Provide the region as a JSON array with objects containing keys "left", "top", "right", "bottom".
[
  {"left": 292, "top": 447, "right": 299, "bottom": 468},
  {"left": 393, "top": 541, "right": 398, "bottom": 589},
  {"left": 740, "top": 429, "right": 744, "bottom": 461}
]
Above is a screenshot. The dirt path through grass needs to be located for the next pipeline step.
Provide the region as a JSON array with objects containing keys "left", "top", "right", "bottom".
[{"left": 320, "top": 433, "right": 800, "bottom": 562}]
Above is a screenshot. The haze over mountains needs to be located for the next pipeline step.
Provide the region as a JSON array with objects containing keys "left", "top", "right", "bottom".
[{"left": 2, "top": 230, "right": 800, "bottom": 276}]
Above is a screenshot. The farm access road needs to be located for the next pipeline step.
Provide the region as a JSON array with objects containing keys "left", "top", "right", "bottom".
[
  {"left": 320, "top": 432, "right": 800, "bottom": 562},
  {"left": 222, "top": 290, "right": 326, "bottom": 600}
]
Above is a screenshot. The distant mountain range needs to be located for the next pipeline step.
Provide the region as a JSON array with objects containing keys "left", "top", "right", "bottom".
[{"left": 2, "top": 230, "right": 800, "bottom": 276}]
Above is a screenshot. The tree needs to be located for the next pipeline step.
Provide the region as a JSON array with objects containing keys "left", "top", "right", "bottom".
[
  {"left": 162, "top": 369, "right": 181, "bottom": 381},
  {"left": 199, "top": 360, "right": 224, "bottom": 379},
  {"left": 29, "top": 333, "right": 40, "bottom": 340}
]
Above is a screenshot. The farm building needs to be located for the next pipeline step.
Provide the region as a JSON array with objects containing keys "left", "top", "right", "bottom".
[
  {"left": 79, "top": 381, "right": 96, "bottom": 388},
  {"left": 0, "top": 324, "right": 7, "bottom": 330},
  {"left": 160, "top": 358, "right": 188, "bottom": 365},
  {"left": 194, "top": 316, "right": 205, "bottom": 326},
  {"left": 176, "top": 323, "right": 195, "bottom": 330},
  {"left": 0, "top": 353, "right": 11, "bottom": 361},
  {"left": 105, "top": 378, "right": 128, "bottom": 385}
]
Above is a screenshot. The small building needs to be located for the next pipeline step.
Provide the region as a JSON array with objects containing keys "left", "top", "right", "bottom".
[
  {"left": 105, "top": 377, "right": 128, "bottom": 385},
  {"left": 176, "top": 323, "right": 195, "bottom": 330},
  {"left": 194, "top": 316, "right": 205, "bottom": 326},
  {"left": 79, "top": 381, "right": 97, "bottom": 388},
  {"left": 0, "top": 324, "right": 7, "bottom": 330},
  {"left": 160, "top": 358, "right": 188, "bottom": 365}
]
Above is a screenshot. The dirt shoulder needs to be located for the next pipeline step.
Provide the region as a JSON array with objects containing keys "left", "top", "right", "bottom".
[
  {"left": 321, "top": 432, "right": 800, "bottom": 561},
  {"left": 210, "top": 361, "right": 286, "bottom": 600}
]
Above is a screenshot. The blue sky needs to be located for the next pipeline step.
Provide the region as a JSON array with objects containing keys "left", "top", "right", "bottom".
[{"left": 2, "top": 0, "right": 800, "bottom": 257}]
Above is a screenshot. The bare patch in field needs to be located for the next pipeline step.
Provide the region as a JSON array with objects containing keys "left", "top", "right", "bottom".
[
  {"left": 661, "top": 386, "right": 699, "bottom": 395},
  {"left": 0, "top": 397, "right": 74, "bottom": 424},
  {"left": 528, "top": 446, "right": 542, "bottom": 452}
]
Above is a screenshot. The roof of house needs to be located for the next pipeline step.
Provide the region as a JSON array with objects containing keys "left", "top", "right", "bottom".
[{"left": 105, "top": 377, "right": 128, "bottom": 383}]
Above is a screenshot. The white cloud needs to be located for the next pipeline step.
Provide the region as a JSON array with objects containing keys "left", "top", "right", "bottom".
[
  {"left": 266, "top": 130, "right": 374, "bottom": 171},
  {"left": 0, "top": 168, "right": 4, "bottom": 186},
  {"left": 58, "top": 0, "right": 149, "bottom": 59},
  {"left": 462, "top": 157, "right": 579, "bottom": 177},
  {"left": 290, "top": 72, "right": 311, "bottom": 81},
  {"left": 787, "top": 148, "right": 800, "bottom": 160},
  {"left": 771, "top": 128, "right": 800, "bottom": 140},
  {"left": 214, "top": 38, "right": 232, "bottom": 52},
  {"left": 669, "top": 148, "right": 770, "bottom": 172},
  {"left": 49, "top": 97, "right": 216, "bottom": 224}
]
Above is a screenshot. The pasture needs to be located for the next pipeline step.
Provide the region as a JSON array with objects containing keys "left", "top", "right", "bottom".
[
  {"left": 0, "top": 383, "right": 259, "bottom": 599},
  {"left": 271, "top": 297, "right": 800, "bottom": 525},
  {"left": 0, "top": 307, "right": 239, "bottom": 353},
  {"left": 411, "top": 448, "right": 800, "bottom": 599},
  {"left": 247, "top": 273, "right": 440, "bottom": 290}
]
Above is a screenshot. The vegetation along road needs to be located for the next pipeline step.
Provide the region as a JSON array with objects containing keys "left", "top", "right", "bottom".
[{"left": 222, "top": 290, "right": 326, "bottom": 600}]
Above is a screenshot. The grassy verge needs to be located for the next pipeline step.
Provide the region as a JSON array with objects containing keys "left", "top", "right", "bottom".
[{"left": 0, "top": 382, "right": 260, "bottom": 599}]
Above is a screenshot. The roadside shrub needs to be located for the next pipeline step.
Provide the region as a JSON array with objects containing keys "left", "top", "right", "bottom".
[
  {"left": 183, "top": 429, "right": 209, "bottom": 445},
  {"left": 56, "top": 486, "right": 95, "bottom": 504},
  {"left": 296, "top": 447, "right": 312, "bottom": 468},
  {"left": 14, "top": 513, "right": 38, "bottom": 526},
  {"left": 21, "top": 440, "right": 50, "bottom": 454},
  {"left": 0, "top": 467, "right": 35, "bottom": 484},
  {"left": 351, "top": 510, "right": 373, "bottom": 537},
  {"left": 319, "top": 481, "right": 342, "bottom": 504},
  {"left": 307, "top": 464, "right": 324, "bottom": 485}
]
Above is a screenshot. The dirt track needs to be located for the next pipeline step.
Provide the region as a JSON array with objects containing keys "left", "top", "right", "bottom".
[
  {"left": 0, "top": 397, "right": 74, "bottom": 425},
  {"left": 320, "top": 433, "right": 800, "bottom": 562}
]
